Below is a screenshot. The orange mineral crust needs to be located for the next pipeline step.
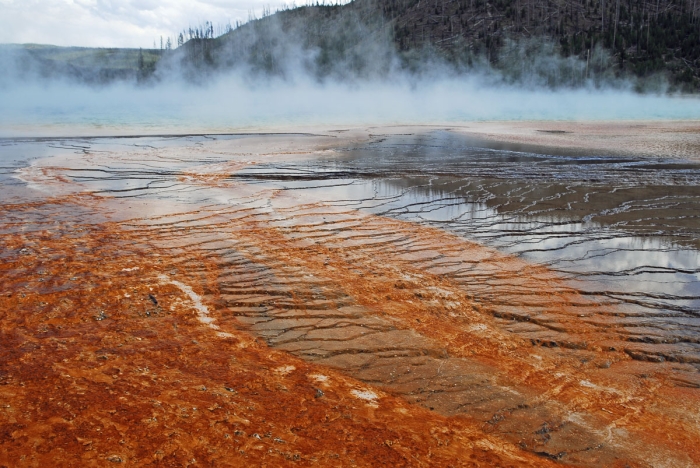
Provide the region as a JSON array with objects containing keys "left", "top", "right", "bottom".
[
  {"left": 0, "top": 199, "right": 559, "bottom": 467},
  {"left": 123, "top": 199, "right": 698, "bottom": 467},
  {"left": 2, "top": 128, "right": 700, "bottom": 467}
]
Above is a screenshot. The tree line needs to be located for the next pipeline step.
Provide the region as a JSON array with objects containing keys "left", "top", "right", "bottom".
[{"left": 160, "top": 0, "right": 698, "bottom": 89}]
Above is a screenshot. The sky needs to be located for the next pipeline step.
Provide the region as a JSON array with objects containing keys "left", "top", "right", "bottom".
[{"left": 0, "top": 0, "right": 297, "bottom": 48}]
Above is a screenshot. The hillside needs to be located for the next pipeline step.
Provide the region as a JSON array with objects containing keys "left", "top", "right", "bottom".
[
  {"left": 3, "top": 0, "right": 699, "bottom": 90},
  {"left": 165, "top": 0, "right": 700, "bottom": 90},
  {"left": 385, "top": 0, "right": 700, "bottom": 87},
  {"left": 0, "top": 44, "right": 161, "bottom": 84}
]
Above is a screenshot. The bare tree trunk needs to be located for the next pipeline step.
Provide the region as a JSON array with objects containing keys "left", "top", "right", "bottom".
[
  {"left": 613, "top": 0, "right": 620, "bottom": 48},
  {"left": 527, "top": 0, "right": 531, "bottom": 28},
  {"left": 646, "top": 4, "right": 650, "bottom": 48},
  {"left": 602, "top": 0, "right": 605, "bottom": 30}
]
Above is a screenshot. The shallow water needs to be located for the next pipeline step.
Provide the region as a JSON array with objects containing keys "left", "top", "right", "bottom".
[
  {"left": 2, "top": 130, "right": 700, "bottom": 465},
  {"left": 231, "top": 132, "right": 700, "bottom": 362},
  {"left": 4, "top": 84, "right": 700, "bottom": 139},
  {"left": 6, "top": 131, "right": 699, "bottom": 362}
]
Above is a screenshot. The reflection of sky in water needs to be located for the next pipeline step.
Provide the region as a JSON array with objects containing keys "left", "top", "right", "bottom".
[
  {"left": 237, "top": 133, "right": 700, "bottom": 315},
  {"left": 266, "top": 176, "right": 700, "bottom": 313},
  {"left": 7, "top": 133, "right": 699, "bottom": 318},
  {"left": 0, "top": 141, "right": 74, "bottom": 182}
]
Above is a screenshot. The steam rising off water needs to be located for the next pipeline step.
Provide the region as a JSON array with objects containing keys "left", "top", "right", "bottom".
[
  {"left": 5, "top": 131, "right": 699, "bottom": 370},
  {"left": 2, "top": 5, "right": 700, "bottom": 461},
  {"left": 3, "top": 79, "right": 700, "bottom": 137}
]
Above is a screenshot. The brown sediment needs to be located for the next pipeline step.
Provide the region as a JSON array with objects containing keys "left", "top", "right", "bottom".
[
  {"left": 449, "top": 120, "right": 700, "bottom": 160},
  {"left": 0, "top": 198, "right": 559, "bottom": 467},
  {"left": 2, "top": 126, "right": 700, "bottom": 466},
  {"left": 6, "top": 120, "right": 699, "bottom": 160},
  {"left": 122, "top": 198, "right": 699, "bottom": 466}
]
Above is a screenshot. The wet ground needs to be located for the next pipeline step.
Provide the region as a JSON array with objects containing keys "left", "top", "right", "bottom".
[
  {"left": 236, "top": 132, "right": 700, "bottom": 364},
  {"left": 1, "top": 128, "right": 699, "bottom": 466}
]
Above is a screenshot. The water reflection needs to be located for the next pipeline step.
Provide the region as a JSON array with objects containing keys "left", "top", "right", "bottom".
[
  {"left": 5, "top": 130, "right": 700, "bottom": 468},
  {"left": 5, "top": 131, "right": 700, "bottom": 363},
  {"left": 234, "top": 131, "right": 700, "bottom": 342}
]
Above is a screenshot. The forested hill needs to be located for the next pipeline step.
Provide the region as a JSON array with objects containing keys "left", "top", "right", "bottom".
[
  {"left": 170, "top": 0, "right": 700, "bottom": 90},
  {"left": 381, "top": 0, "right": 699, "bottom": 84},
  {"left": 3, "top": 0, "right": 699, "bottom": 90},
  {"left": 0, "top": 44, "right": 162, "bottom": 84}
]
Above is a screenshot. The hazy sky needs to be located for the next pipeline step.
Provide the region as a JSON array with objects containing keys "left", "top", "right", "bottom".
[{"left": 0, "top": 0, "right": 292, "bottom": 48}]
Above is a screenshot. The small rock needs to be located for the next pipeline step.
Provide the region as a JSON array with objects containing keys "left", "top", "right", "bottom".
[
  {"left": 315, "top": 388, "right": 324, "bottom": 398},
  {"left": 106, "top": 455, "right": 123, "bottom": 463}
]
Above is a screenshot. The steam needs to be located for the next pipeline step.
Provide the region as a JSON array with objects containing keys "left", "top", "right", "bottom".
[
  {"left": 1, "top": 10, "right": 699, "bottom": 138},
  {"left": 3, "top": 79, "right": 698, "bottom": 138}
]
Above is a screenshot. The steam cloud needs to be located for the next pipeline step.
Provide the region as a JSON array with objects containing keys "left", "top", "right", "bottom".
[{"left": 1, "top": 8, "right": 699, "bottom": 137}]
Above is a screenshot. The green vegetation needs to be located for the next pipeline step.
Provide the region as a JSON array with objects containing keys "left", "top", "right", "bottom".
[
  {"left": 169, "top": 0, "right": 698, "bottom": 90},
  {"left": 0, "top": 43, "right": 162, "bottom": 84},
  {"left": 2, "top": 0, "right": 698, "bottom": 90}
]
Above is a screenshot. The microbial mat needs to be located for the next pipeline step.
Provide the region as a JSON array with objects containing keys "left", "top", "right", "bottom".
[{"left": 1, "top": 129, "right": 699, "bottom": 466}]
